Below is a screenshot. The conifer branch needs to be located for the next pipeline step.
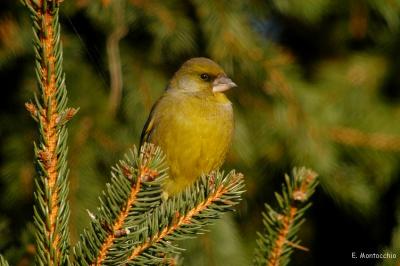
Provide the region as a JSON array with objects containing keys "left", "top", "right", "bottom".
[
  {"left": 94, "top": 168, "right": 141, "bottom": 266},
  {"left": 73, "top": 144, "right": 168, "bottom": 265},
  {"left": 264, "top": 61, "right": 400, "bottom": 152},
  {"left": 124, "top": 171, "right": 245, "bottom": 265},
  {"left": 329, "top": 126, "right": 400, "bottom": 151},
  {"left": 93, "top": 145, "right": 162, "bottom": 266},
  {"left": 22, "top": 0, "right": 75, "bottom": 264},
  {"left": 74, "top": 143, "right": 244, "bottom": 266},
  {"left": 254, "top": 167, "right": 318, "bottom": 266}
]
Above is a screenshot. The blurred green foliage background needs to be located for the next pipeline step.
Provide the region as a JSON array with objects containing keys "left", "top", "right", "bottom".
[{"left": 1, "top": 0, "right": 400, "bottom": 265}]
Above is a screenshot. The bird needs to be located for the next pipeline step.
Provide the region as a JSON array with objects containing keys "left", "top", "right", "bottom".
[{"left": 140, "top": 57, "right": 236, "bottom": 194}]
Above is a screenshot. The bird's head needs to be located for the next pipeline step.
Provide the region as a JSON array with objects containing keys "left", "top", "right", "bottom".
[{"left": 170, "top": 57, "right": 237, "bottom": 95}]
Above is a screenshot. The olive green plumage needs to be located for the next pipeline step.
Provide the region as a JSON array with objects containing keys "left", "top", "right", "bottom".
[{"left": 140, "top": 58, "right": 236, "bottom": 194}]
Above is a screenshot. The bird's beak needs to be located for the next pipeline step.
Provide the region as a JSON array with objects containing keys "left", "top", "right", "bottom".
[{"left": 212, "top": 76, "right": 237, "bottom": 93}]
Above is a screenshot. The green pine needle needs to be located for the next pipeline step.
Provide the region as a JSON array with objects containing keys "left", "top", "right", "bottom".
[
  {"left": 73, "top": 143, "right": 168, "bottom": 265},
  {"left": 23, "top": 0, "right": 75, "bottom": 265},
  {"left": 74, "top": 143, "right": 245, "bottom": 266},
  {"left": 124, "top": 170, "right": 245, "bottom": 265},
  {"left": 254, "top": 167, "right": 318, "bottom": 266}
]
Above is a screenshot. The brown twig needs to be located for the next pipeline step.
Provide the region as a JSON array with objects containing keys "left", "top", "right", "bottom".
[
  {"left": 107, "top": 1, "right": 128, "bottom": 117},
  {"left": 267, "top": 170, "right": 317, "bottom": 266},
  {"left": 267, "top": 206, "right": 298, "bottom": 266}
]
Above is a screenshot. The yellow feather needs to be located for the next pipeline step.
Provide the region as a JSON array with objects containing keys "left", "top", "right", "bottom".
[{"left": 140, "top": 58, "right": 235, "bottom": 194}]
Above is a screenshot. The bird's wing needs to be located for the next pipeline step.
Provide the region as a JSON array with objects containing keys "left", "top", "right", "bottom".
[{"left": 140, "top": 98, "right": 161, "bottom": 147}]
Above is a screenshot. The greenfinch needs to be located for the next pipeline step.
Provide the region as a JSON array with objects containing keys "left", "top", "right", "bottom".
[{"left": 140, "top": 57, "right": 236, "bottom": 194}]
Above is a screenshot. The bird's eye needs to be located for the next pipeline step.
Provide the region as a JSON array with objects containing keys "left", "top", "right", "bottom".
[{"left": 200, "top": 73, "right": 210, "bottom": 81}]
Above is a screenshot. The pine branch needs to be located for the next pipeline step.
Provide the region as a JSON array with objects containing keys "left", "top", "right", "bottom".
[
  {"left": 329, "top": 126, "right": 400, "bottom": 151},
  {"left": 73, "top": 143, "right": 168, "bottom": 265},
  {"left": 22, "top": 0, "right": 76, "bottom": 265},
  {"left": 0, "top": 255, "right": 9, "bottom": 266},
  {"left": 124, "top": 170, "right": 245, "bottom": 265},
  {"left": 74, "top": 142, "right": 244, "bottom": 265},
  {"left": 254, "top": 167, "right": 318, "bottom": 266}
]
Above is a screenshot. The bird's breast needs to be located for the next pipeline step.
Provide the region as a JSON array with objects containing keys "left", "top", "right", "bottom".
[{"left": 152, "top": 93, "right": 233, "bottom": 193}]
